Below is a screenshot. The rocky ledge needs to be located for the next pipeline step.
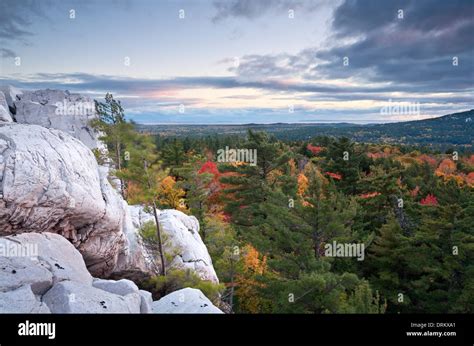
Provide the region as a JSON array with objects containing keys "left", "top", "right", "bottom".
[
  {"left": 0, "top": 85, "right": 221, "bottom": 313},
  {"left": 0, "top": 232, "right": 222, "bottom": 313}
]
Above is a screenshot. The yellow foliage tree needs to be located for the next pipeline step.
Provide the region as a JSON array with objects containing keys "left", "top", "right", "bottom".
[
  {"left": 236, "top": 245, "right": 268, "bottom": 313},
  {"left": 157, "top": 176, "right": 187, "bottom": 211},
  {"left": 297, "top": 173, "right": 309, "bottom": 196}
]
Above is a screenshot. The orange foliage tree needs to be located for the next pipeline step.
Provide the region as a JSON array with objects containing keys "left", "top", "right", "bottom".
[{"left": 435, "top": 158, "right": 456, "bottom": 177}]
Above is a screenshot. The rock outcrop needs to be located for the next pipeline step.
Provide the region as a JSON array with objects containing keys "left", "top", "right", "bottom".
[
  {"left": 117, "top": 205, "right": 219, "bottom": 283},
  {"left": 0, "top": 232, "right": 146, "bottom": 313},
  {"left": 43, "top": 281, "right": 142, "bottom": 313},
  {"left": 0, "top": 85, "right": 22, "bottom": 117},
  {"left": 0, "top": 86, "right": 220, "bottom": 313},
  {"left": 0, "top": 122, "right": 217, "bottom": 281},
  {"left": 151, "top": 288, "right": 223, "bottom": 314},
  {"left": 13, "top": 89, "right": 101, "bottom": 150},
  {"left": 0, "top": 123, "right": 127, "bottom": 276},
  {"left": 0, "top": 92, "right": 13, "bottom": 123},
  {"left": 0, "top": 285, "right": 51, "bottom": 313},
  {"left": 160, "top": 209, "right": 218, "bottom": 283},
  {"left": 0, "top": 232, "right": 222, "bottom": 313}
]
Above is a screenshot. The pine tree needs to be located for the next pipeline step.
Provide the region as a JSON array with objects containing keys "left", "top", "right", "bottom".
[
  {"left": 323, "top": 137, "right": 363, "bottom": 195},
  {"left": 91, "top": 93, "right": 135, "bottom": 197},
  {"left": 162, "top": 138, "right": 186, "bottom": 170},
  {"left": 116, "top": 134, "right": 168, "bottom": 276}
]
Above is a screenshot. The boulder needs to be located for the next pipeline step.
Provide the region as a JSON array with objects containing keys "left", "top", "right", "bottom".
[
  {"left": 0, "top": 232, "right": 92, "bottom": 292},
  {"left": 0, "top": 91, "right": 13, "bottom": 122},
  {"left": 13, "top": 89, "right": 101, "bottom": 149},
  {"left": 112, "top": 204, "right": 155, "bottom": 280},
  {"left": 92, "top": 278, "right": 139, "bottom": 296},
  {"left": 0, "top": 124, "right": 126, "bottom": 276},
  {"left": 0, "top": 85, "right": 22, "bottom": 115},
  {"left": 0, "top": 253, "right": 53, "bottom": 295},
  {"left": 160, "top": 209, "right": 218, "bottom": 283},
  {"left": 116, "top": 206, "right": 219, "bottom": 283},
  {"left": 151, "top": 288, "right": 223, "bottom": 314},
  {"left": 0, "top": 285, "right": 50, "bottom": 313},
  {"left": 138, "top": 290, "right": 153, "bottom": 313},
  {"left": 0, "top": 232, "right": 154, "bottom": 314},
  {"left": 43, "top": 280, "right": 141, "bottom": 313}
]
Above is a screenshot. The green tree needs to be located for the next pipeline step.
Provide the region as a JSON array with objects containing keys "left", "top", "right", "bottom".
[
  {"left": 91, "top": 93, "right": 135, "bottom": 197},
  {"left": 116, "top": 134, "right": 168, "bottom": 276},
  {"left": 162, "top": 138, "right": 186, "bottom": 170}
]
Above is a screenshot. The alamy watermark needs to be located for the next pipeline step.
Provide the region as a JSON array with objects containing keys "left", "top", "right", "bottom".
[
  {"left": 0, "top": 242, "right": 38, "bottom": 258},
  {"left": 380, "top": 99, "right": 420, "bottom": 116},
  {"left": 217, "top": 146, "right": 257, "bottom": 166},
  {"left": 55, "top": 100, "right": 95, "bottom": 116},
  {"left": 324, "top": 241, "right": 365, "bottom": 261},
  {"left": 18, "top": 320, "right": 55, "bottom": 340}
]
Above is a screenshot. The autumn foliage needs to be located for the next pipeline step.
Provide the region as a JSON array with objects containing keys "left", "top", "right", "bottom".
[
  {"left": 307, "top": 144, "right": 324, "bottom": 155},
  {"left": 420, "top": 194, "right": 438, "bottom": 206},
  {"left": 360, "top": 191, "right": 381, "bottom": 199},
  {"left": 297, "top": 173, "right": 309, "bottom": 196},
  {"left": 157, "top": 176, "right": 186, "bottom": 211},
  {"left": 325, "top": 171, "right": 342, "bottom": 180},
  {"left": 235, "top": 245, "right": 268, "bottom": 313}
]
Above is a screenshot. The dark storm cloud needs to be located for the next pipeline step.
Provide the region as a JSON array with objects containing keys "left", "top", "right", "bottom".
[
  {"left": 313, "top": 0, "right": 474, "bottom": 84},
  {"left": 231, "top": 0, "right": 474, "bottom": 92}
]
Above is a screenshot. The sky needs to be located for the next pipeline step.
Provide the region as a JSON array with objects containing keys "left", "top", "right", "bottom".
[{"left": 0, "top": 0, "right": 473, "bottom": 124}]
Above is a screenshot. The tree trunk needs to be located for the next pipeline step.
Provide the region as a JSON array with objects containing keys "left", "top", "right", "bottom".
[
  {"left": 115, "top": 140, "right": 125, "bottom": 198},
  {"left": 143, "top": 159, "right": 166, "bottom": 276},
  {"left": 151, "top": 200, "right": 166, "bottom": 276},
  {"left": 229, "top": 259, "right": 235, "bottom": 311}
]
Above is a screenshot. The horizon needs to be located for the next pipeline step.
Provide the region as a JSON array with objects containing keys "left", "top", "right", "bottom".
[{"left": 1, "top": 0, "right": 473, "bottom": 124}]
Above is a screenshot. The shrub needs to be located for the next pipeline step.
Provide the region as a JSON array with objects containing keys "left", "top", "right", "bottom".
[{"left": 144, "top": 268, "right": 224, "bottom": 304}]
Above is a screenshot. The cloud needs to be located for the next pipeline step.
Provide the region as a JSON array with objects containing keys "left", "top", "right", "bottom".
[
  {"left": 229, "top": 0, "right": 474, "bottom": 92},
  {"left": 2, "top": 71, "right": 471, "bottom": 103},
  {"left": 1, "top": 71, "right": 469, "bottom": 124},
  {"left": 0, "top": 0, "right": 52, "bottom": 41},
  {"left": 0, "top": 48, "right": 16, "bottom": 58},
  {"left": 212, "top": 0, "right": 330, "bottom": 22},
  {"left": 0, "top": 0, "right": 54, "bottom": 58}
]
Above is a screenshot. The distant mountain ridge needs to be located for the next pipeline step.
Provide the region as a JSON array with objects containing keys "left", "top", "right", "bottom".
[{"left": 136, "top": 109, "right": 474, "bottom": 148}]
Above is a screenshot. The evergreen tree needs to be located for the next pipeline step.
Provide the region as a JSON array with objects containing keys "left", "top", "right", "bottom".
[
  {"left": 91, "top": 93, "right": 135, "bottom": 197},
  {"left": 116, "top": 134, "right": 168, "bottom": 276}
]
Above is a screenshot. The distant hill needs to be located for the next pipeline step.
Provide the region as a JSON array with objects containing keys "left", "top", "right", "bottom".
[{"left": 136, "top": 110, "right": 474, "bottom": 148}]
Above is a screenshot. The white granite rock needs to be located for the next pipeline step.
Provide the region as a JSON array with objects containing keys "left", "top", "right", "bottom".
[
  {"left": 0, "top": 91, "right": 13, "bottom": 122},
  {"left": 138, "top": 289, "right": 153, "bottom": 313},
  {"left": 152, "top": 288, "right": 223, "bottom": 314},
  {"left": 118, "top": 206, "right": 219, "bottom": 283},
  {"left": 0, "top": 233, "right": 156, "bottom": 314},
  {"left": 0, "top": 233, "right": 92, "bottom": 288},
  {"left": 92, "top": 278, "right": 139, "bottom": 296},
  {"left": 13, "top": 89, "right": 101, "bottom": 149},
  {"left": 0, "top": 124, "right": 126, "bottom": 276},
  {"left": 43, "top": 280, "right": 141, "bottom": 313},
  {"left": 0, "top": 285, "right": 51, "bottom": 313},
  {"left": 0, "top": 254, "right": 53, "bottom": 295},
  {"left": 0, "top": 87, "right": 218, "bottom": 287},
  {"left": 113, "top": 204, "right": 154, "bottom": 277},
  {"left": 0, "top": 85, "right": 22, "bottom": 114},
  {"left": 160, "top": 209, "right": 218, "bottom": 283}
]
